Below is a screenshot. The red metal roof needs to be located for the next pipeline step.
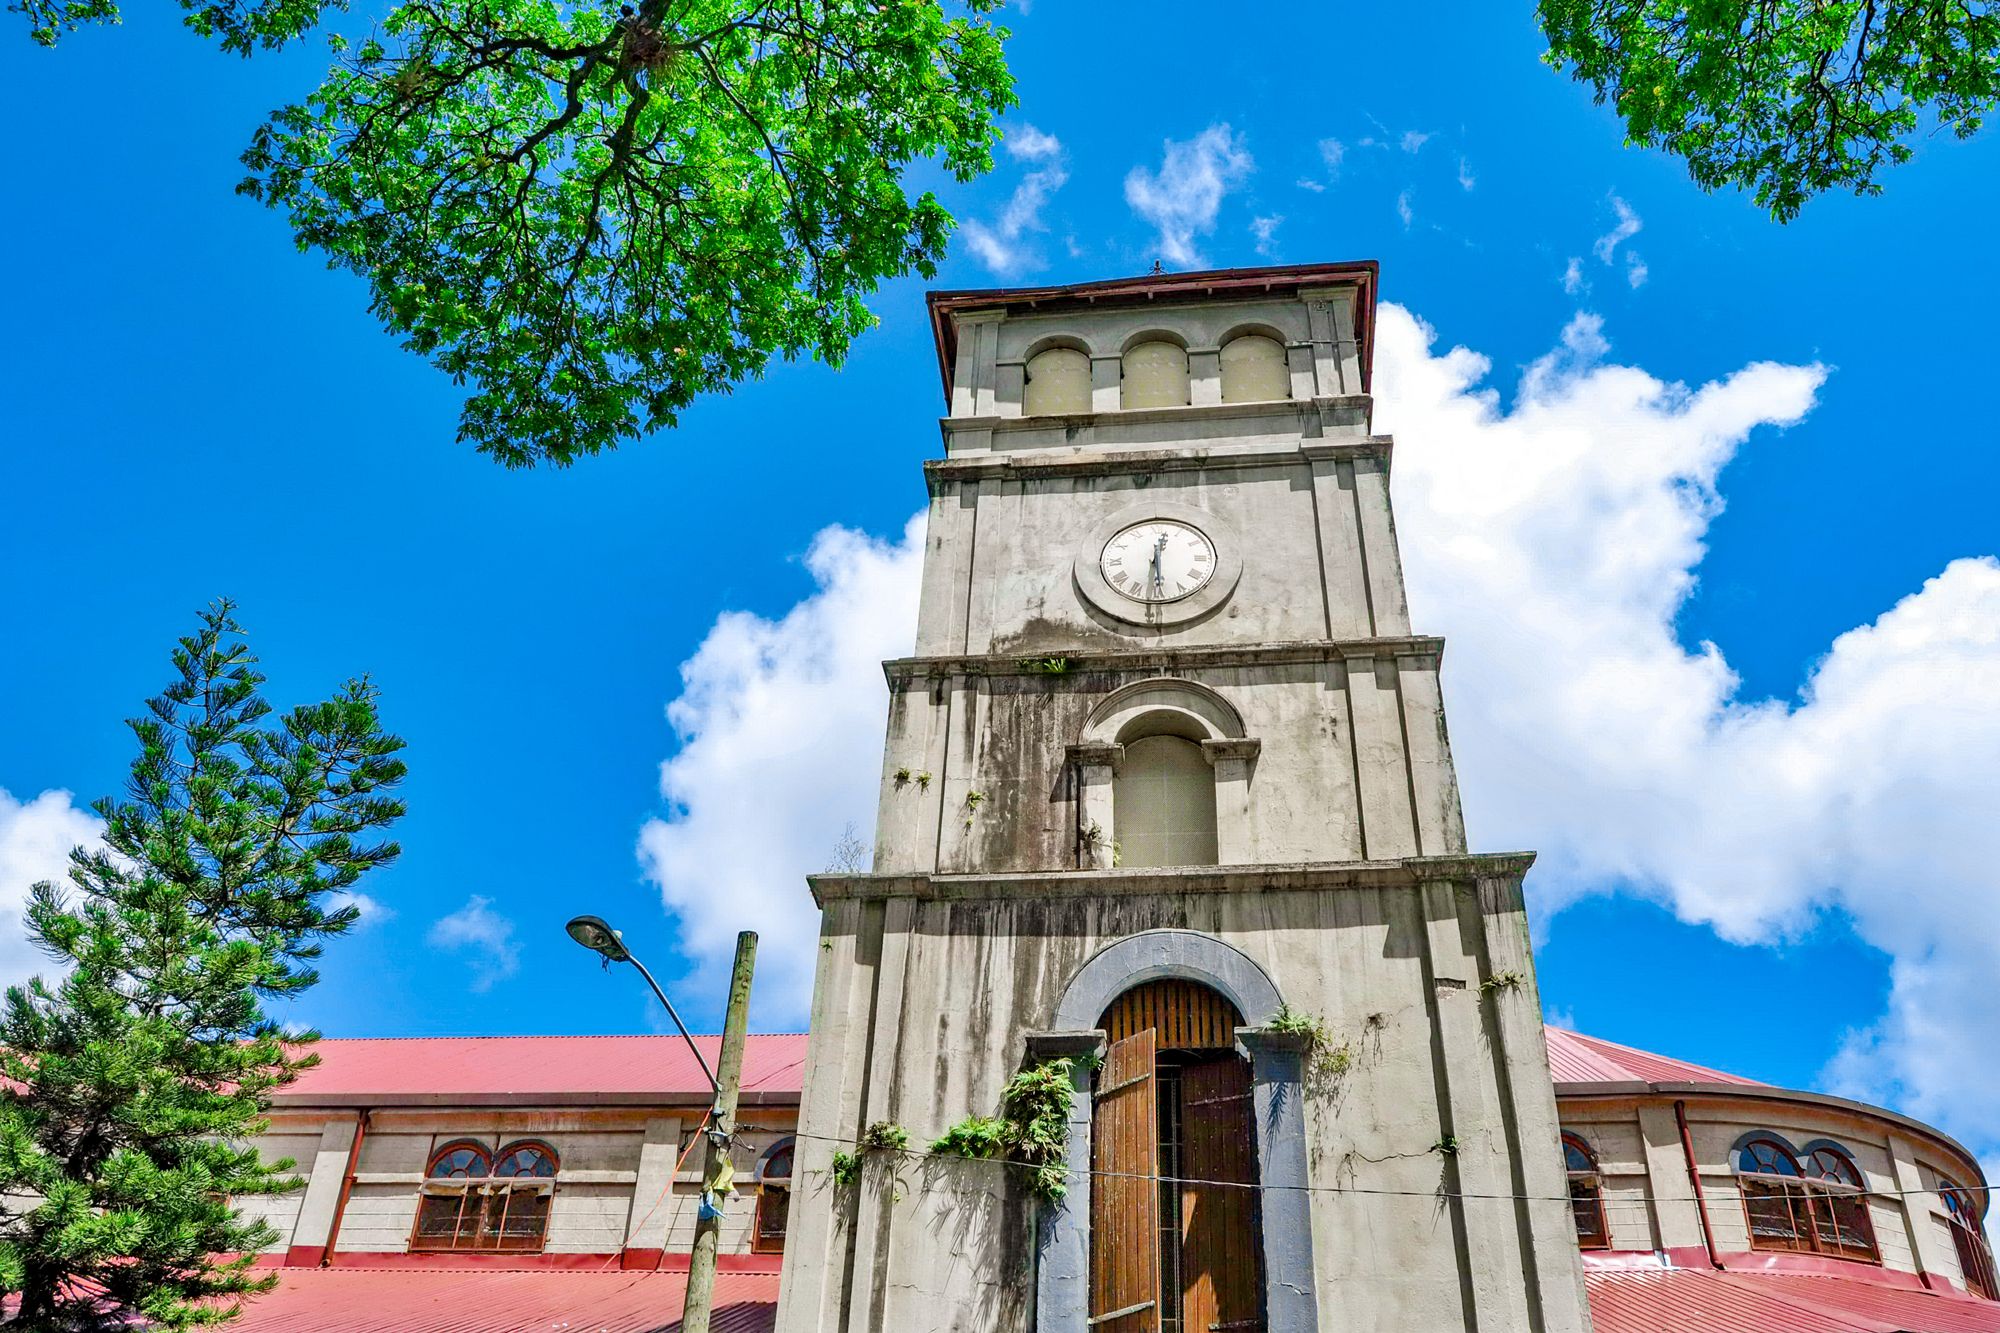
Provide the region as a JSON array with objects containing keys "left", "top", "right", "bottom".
[
  {"left": 1587, "top": 1268, "right": 2000, "bottom": 1333},
  {"left": 1545, "top": 1026, "right": 1768, "bottom": 1089},
  {"left": 223, "top": 1268, "right": 778, "bottom": 1332},
  {"left": 279, "top": 1035, "right": 808, "bottom": 1107},
  {"left": 214, "top": 1265, "right": 2000, "bottom": 1332},
  {"left": 282, "top": 1028, "right": 1757, "bottom": 1107}
]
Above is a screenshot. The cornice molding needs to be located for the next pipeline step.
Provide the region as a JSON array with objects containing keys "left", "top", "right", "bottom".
[
  {"left": 882, "top": 636, "right": 1445, "bottom": 684},
  {"left": 809, "top": 853, "right": 1536, "bottom": 906},
  {"left": 1558, "top": 1083, "right": 1985, "bottom": 1183},
  {"left": 925, "top": 432, "right": 1390, "bottom": 485}
]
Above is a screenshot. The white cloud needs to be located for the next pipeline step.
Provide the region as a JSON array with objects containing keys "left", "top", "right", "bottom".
[
  {"left": 1626, "top": 253, "right": 1650, "bottom": 288},
  {"left": 1318, "top": 137, "right": 1345, "bottom": 175},
  {"left": 0, "top": 788, "right": 103, "bottom": 990},
  {"left": 1124, "top": 124, "right": 1254, "bottom": 269},
  {"left": 1004, "top": 124, "right": 1062, "bottom": 163},
  {"left": 1295, "top": 179, "right": 1326, "bottom": 194},
  {"left": 1561, "top": 257, "right": 1586, "bottom": 295},
  {"left": 1396, "top": 190, "right": 1414, "bottom": 228},
  {"left": 637, "top": 516, "right": 926, "bottom": 1026},
  {"left": 1458, "top": 157, "right": 1476, "bottom": 191},
  {"left": 961, "top": 124, "right": 1068, "bottom": 279},
  {"left": 427, "top": 895, "right": 519, "bottom": 993},
  {"left": 1400, "top": 130, "right": 1432, "bottom": 154},
  {"left": 1250, "top": 214, "right": 1283, "bottom": 258},
  {"left": 329, "top": 890, "right": 393, "bottom": 926},
  {"left": 1593, "top": 195, "right": 1643, "bottom": 264},
  {"left": 1376, "top": 304, "right": 2000, "bottom": 1154}
]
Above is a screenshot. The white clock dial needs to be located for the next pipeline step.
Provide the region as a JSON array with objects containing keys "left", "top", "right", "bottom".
[{"left": 1099, "top": 519, "right": 1217, "bottom": 604}]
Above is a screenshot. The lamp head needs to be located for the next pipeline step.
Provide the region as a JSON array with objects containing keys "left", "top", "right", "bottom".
[{"left": 565, "top": 914, "right": 630, "bottom": 963}]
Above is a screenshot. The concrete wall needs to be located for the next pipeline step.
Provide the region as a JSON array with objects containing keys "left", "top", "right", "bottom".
[
  {"left": 775, "top": 861, "right": 1591, "bottom": 1333},
  {"left": 913, "top": 449, "right": 1409, "bottom": 658},
  {"left": 872, "top": 651, "right": 1465, "bottom": 877}
]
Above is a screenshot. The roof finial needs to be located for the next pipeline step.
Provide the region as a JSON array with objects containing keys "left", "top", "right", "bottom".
[{"left": 1149, "top": 259, "right": 1164, "bottom": 275}]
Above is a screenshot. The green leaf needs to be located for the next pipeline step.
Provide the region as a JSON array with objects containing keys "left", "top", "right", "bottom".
[
  {"left": 240, "top": 0, "right": 1016, "bottom": 465},
  {"left": 1537, "top": 0, "right": 2000, "bottom": 221}
]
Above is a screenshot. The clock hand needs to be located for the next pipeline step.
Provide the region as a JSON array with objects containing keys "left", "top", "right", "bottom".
[{"left": 1151, "top": 533, "right": 1167, "bottom": 595}]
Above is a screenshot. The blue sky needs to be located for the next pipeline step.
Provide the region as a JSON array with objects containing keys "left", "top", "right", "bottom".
[{"left": 3, "top": 4, "right": 1997, "bottom": 1154}]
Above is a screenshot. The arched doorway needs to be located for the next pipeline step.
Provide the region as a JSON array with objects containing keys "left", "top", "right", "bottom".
[{"left": 1091, "top": 980, "right": 1263, "bottom": 1333}]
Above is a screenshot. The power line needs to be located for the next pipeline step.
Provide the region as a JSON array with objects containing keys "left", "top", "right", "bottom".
[{"left": 736, "top": 1121, "right": 1995, "bottom": 1211}]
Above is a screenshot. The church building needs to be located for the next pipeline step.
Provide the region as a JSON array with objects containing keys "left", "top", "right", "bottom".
[{"left": 211, "top": 263, "right": 1999, "bottom": 1333}]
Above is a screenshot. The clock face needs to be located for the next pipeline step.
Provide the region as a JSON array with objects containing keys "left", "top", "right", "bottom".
[{"left": 1099, "top": 519, "right": 1217, "bottom": 604}]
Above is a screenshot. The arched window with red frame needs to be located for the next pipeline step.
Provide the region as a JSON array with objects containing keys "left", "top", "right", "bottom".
[
  {"left": 413, "top": 1139, "right": 558, "bottom": 1253},
  {"left": 1943, "top": 1179, "right": 1997, "bottom": 1300},
  {"left": 1737, "top": 1136, "right": 1813, "bottom": 1252},
  {"left": 1801, "top": 1145, "right": 1878, "bottom": 1262},
  {"left": 754, "top": 1138, "right": 795, "bottom": 1254},
  {"left": 1736, "top": 1135, "right": 1878, "bottom": 1262},
  {"left": 1562, "top": 1132, "right": 1610, "bottom": 1250}
]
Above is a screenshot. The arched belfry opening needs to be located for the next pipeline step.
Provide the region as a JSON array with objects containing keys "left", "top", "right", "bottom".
[{"left": 1091, "top": 980, "right": 1263, "bottom": 1333}]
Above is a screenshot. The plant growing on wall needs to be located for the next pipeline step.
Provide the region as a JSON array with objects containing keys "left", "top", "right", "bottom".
[
  {"left": 1001, "top": 1058, "right": 1074, "bottom": 1202},
  {"left": 1268, "top": 1002, "right": 1357, "bottom": 1101},
  {"left": 829, "top": 1121, "right": 910, "bottom": 1190},
  {"left": 929, "top": 1056, "right": 1075, "bottom": 1203},
  {"left": 928, "top": 1116, "right": 1010, "bottom": 1160}
]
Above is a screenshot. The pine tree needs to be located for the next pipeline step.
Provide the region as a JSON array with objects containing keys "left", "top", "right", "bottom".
[{"left": 0, "top": 602, "right": 406, "bottom": 1329}]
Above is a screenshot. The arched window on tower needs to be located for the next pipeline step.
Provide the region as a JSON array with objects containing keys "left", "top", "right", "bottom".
[
  {"left": 1091, "top": 980, "right": 1259, "bottom": 1333},
  {"left": 1023, "top": 346, "right": 1091, "bottom": 416},
  {"left": 1218, "top": 333, "right": 1289, "bottom": 403},
  {"left": 1562, "top": 1132, "right": 1610, "bottom": 1250},
  {"left": 1121, "top": 339, "right": 1189, "bottom": 409},
  {"left": 1943, "top": 1179, "right": 1997, "bottom": 1299},
  {"left": 1113, "top": 734, "right": 1217, "bottom": 868}
]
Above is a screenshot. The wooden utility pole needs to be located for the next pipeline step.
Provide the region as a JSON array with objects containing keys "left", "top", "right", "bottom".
[{"left": 683, "top": 930, "right": 757, "bottom": 1333}]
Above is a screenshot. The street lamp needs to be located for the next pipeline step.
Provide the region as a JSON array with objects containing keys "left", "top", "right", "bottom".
[
  {"left": 563, "top": 913, "right": 718, "bottom": 1097},
  {"left": 564, "top": 915, "right": 757, "bottom": 1333}
]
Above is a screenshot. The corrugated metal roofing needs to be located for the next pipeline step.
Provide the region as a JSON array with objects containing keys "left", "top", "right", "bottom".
[
  {"left": 281, "top": 1027, "right": 1761, "bottom": 1106},
  {"left": 278, "top": 1035, "right": 809, "bottom": 1105},
  {"left": 1545, "top": 1026, "right": 1767, "bottom": 1089},
  {"left": 225, "top": 1268, "right": 778, "bottom": 1333},
  {"left": 218, "top": 1266, "right": 2000, "bottom": 1332},
  {"left": 1586, "top": 1268, "right": 2000, "bottom": 1332}
]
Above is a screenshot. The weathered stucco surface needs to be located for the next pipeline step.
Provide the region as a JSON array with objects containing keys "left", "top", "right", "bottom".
[
  {"left": 777, "top": 864, "right": 1590, "bottom": 1332},
  {"left": 777, "top": 270, "right": 1594, "bottom": 1333}
]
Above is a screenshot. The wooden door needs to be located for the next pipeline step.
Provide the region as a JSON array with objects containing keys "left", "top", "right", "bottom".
[
  {"left": 1179, "top": 1056, "right": 1262, "bottom": 1333},
  {"left": 1092, "top": 1029, "right": 1160, "bottom": 1332}
]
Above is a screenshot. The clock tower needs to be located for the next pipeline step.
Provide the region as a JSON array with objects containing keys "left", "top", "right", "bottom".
[{"left": 775, "top": 263, "right": 1594, "bottom": 1333}]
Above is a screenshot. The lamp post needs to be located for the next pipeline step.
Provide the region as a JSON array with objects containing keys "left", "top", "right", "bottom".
[{"left": 566, "top": 915, "right": 758, "bottom": 1333}]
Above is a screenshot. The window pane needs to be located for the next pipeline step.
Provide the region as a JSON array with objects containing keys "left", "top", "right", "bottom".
[
  {"left": 1112, "top": 735, "right": 1217, "bottom": 868},
  {"left": 415, "top": 1192, "right": 470, "bottom": 1243},
  {"left": 1743, "top": 1178, "right": 1811, "bottom": 1251},
  {"left": 758, "top": 1186, "right": 790, "bottom": 1241},
  {"left": 1024, "top": 347, "right": 1091, "bottom": 416},
  {"left": 495, "top": 1144, "right": 557, "bottom": 1177},
  {"left": 763, "top": 1144, "right": 795, "bottom": 1181},
  {"left": 1121, "top": 341, "right": 1189, "bottom": 409},
  {"left": 1219, "top": 335, "right": 1289, "bottom": 403},
  {"left": 428, "top": 1146, "right": 490, "bottom": 1178}
]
